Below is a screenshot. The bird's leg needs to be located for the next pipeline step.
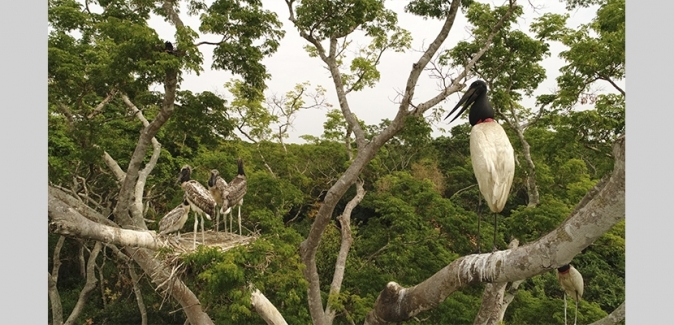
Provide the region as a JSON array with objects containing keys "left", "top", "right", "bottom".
[
  {"left": 201, "top": 215, "right": 205, "bottom": 244},
  {"left": 238, "top": 204, "right": 242, "bottom": 236},
  {"left": 574, "top": 295, "right": 578, "bottom": 325},
  {"left": 564, "top": 292, "right": 566, "bottom": 325},
  {"left": 193, "top": 216, "right": 198, "bottom": 250},
  {"left": 215, "top": 209, "right": 219, "bottom": 234},
  {"left": 230, "top": 210, "right": 233, "bottom": 236},
  {"left": 492, "top": 212, "right": 498, "bottom": 252},
  {"left": 476, "top": 196, "right": 482, "bottom": 254}
]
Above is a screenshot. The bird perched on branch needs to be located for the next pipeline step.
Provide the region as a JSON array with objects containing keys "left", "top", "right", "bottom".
[
  {"left": 557, "top": 264, "right": 584, "bottom": 325},
  {"left": 164, "top": 41, "right": 176, "bottom": 55},
  {"left": 222, "top": 158, "right": 247, "bottom": 235},
  {"left": 208, "top": 169, "right": 232, "bottom": 233},
  {"left": 179, "top": 165, "right": 217, "bottom": 248},
  {"left": 158, "top": 197, "right": 190, "bottom": 238},
  {"left": 444, "top": 80, "right": 515, "bottom": 252}
]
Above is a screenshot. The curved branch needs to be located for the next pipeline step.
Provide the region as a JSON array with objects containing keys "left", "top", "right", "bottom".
[
  {"left": 122, "top": 94, "right": 163, "bottom": 220},
  {"left": 113, "top": 70, "right": 177, "bottom": 228},
  {"left": 251, "top": 287, "right": 289, "bottom": 325},
  {"left": 63, "top": 242, "right": 102, "bottom": 325},
  {"left": 413, "top": 1, "right": 518, "bottom": 114},
  {"left": 589, "top": 301, "right": 625, "bottom": 325},
  {"left": 364, "top": 136, "right": 624, "bottom": 325},
  {"left": 326, "top": 178, "right": 366, "bottom": 323}
]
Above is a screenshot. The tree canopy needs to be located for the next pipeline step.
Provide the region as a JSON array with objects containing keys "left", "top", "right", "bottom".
[{"left": 48, "top": 0, "right": 625, "bottom": 324}]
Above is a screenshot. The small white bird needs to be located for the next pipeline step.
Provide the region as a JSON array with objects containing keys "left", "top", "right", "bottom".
[
  {"left": 557, "top": 264, "right": 584, "bottom": 325},
  {"left": 158, "top": 198, "right": 190, "bottom": 238},
  {"left": 179, "top": 165, "right": 217, "bottom": 248},
  {"left": 444, "top": 80, "right": 515, "bottom": 252}
]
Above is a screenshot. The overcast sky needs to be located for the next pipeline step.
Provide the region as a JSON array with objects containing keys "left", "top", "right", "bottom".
[{"left": 147, "top": 1, "right": 613, "bottom": 144}]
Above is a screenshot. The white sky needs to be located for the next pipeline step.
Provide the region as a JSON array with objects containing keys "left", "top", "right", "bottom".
[{"left": 146, "top": 0, "right": 615, "bottom": 144}]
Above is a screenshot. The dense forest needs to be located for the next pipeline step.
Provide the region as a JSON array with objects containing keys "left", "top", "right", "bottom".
[{"left": 47, "top": 0, "right": 625, "bottom": 324}]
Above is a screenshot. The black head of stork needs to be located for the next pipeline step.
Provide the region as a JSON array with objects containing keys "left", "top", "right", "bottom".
[
  {"left": 178, "top": 165, "right": 192, "bottom": 184},
  {"left": 444, "top": 80, "right": 495, "bottom": 126}
]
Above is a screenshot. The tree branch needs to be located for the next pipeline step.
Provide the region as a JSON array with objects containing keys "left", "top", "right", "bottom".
[
  {"left": 473, "top": 239, "right": 520, "bottom": 325},
  {"left": 127, "top": 246, "right": 215, "bottom": 325},
  {"left": 121, "top": 94, "right": 163, "bottom": 221},
  {"left": 364, "top": 135, "right": 625, "bottom": 325},
  {"left": 588, "top": 301, "right": 625, "bottom": 325},
  {"left": 48, "top": 236, "right": 66, "bottom": 325},
  {"left": 325, "top": 178, "right": 366, "bottom": 323},
  {"left": 251, "top": 287, "right": 289, "bottom": 325},
  {"left": 63, "top": 241, "right": 102, "bottom": 325},
  {"left": 113, "top": 70, "right": 177, "bottom": 229},
  {"left": 128, "top": 262, "right": 149, "bottom": 325},
  {"left": 412, "top": 1, "right": 518, "bottom": 114},
  {"left": 49, "top": 190, "right": 164, "bottom": 249},
  {"left": 87, "top": 88, "right": 118, "bottom": 119}
]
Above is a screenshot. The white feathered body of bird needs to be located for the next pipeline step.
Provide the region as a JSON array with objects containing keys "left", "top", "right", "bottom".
[
  {"left": 557, "top": 264, "right": 584, "bottom": 301},
  {"left": 470, "top": 121, "right": 515, "bottom": 213}
]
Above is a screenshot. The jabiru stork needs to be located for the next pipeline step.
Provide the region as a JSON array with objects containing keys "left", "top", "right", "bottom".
[
  {"left": 444, "top": 80, "right": 515, "bottom": 252},
  {"left": 208, "top": 169, "right": 232, "bottom": 234},
  {"left": 222, "top": 158, "right": 247, "bottom": 235},
  {"left": 557, "top": 264, "right": 584, "bottom": 325},
  {"left": 158, "top": 197, "right": 190, "bottom": 238},
  {"left": 179, "top": 165, "right": 217, "bottom": 248}
]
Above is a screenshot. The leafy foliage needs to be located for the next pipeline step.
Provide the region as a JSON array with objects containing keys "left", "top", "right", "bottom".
[{"left": 48, "top": 0, "right": 624, "bottom": 324}]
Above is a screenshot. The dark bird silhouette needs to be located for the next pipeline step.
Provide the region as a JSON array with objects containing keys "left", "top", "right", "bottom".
[
  {"left": 445, "top": 80, "right": 515, "bottom": 252},
  {"left": 179, "top": 165, "right": 217, "bottom": 248},
  {"left": 557, "top": 264, "right": 584, "bottom": 325},
  {"left": 164, "top": 41, "right": 175, "bottom": 54}
]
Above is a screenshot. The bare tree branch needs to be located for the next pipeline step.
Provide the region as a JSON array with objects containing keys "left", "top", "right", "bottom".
[
  {"left": 128, "top": 246, "right": 216, "bottom": 325},
  {"left": 473, "top": 239, "right": 520, "bottom": 325},
  {"left": 48, "top": 236, "right": 66, "bottom": 325},
  {"left": 121, "top": 94, "right": 163, "bottom": 221},
  {"left": 113, "top": 70, "right": 178, "bottom": 229},
  {"left": 64, "top": 241, "right": 102, "bottom": 325},
  {"left": 49, "top": 190, "right": 164, "bottom": 249},
  {"left": 87, "top": 89, "right": 118, "bottom": 119},
  {"left": 588, "top": 301, "right": 625, "bottom": 325},
  {"left": 411, "top": 1, "right": 518, "bottom": 114},
  {"left": 325, "top": 178, "right": 366, "bottom": 324},
  {"left": 251, "top": 287, "right": 289, "bottom": 325},
  {"left": 128, "top": 263, "right": 149, "bottom": 325}
]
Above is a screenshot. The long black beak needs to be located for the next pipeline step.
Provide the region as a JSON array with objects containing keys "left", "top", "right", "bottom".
[{"left": 444, "top": 87, "right": 478, "bottom": 124}]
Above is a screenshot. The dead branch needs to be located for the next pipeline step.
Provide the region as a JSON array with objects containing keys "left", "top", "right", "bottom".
[
  {"left": 588, "top": 301, "right": 625, "bottom": 325},
  {"left": 87, "top": 89, "right": 118, "bottom": 119},
  {"left": 251, "top": 286, "right": 289, "bottom": 325},
  {"left": 63, "top": 241, "right": 102, "bottom": 325},
  {"left": 473, "top": 239, "right": 520, "bottom": 325},
  {"left": 325, "top": 178, "right": 366, "bottom": 323},
  {"left": 49, "top": 189, "right": 164, "bottom": 249},
  {"left": 128, "top": 263, "right": 149, "bottom": 325},
  {"left": 48, "top": 236, "right": 66, "bottom": 325}
]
